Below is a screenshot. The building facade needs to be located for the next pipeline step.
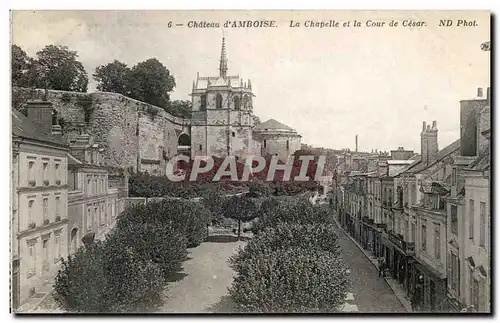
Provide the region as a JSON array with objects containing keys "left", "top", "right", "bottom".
[
  {"left": 446, "top": 88, "right": 491, "bottom": 312},
  {"left": 12, "top": 102, "right": 69, "bottom": 309}
]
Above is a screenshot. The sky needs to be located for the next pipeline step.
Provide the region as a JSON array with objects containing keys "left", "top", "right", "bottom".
[{"left": 11, "top": 10, "right": 490, "bottom": 152}]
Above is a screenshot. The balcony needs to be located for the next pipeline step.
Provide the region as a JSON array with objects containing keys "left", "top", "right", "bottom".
[{"left": 388, "top": 231, "right": 415, "bottom": 255}]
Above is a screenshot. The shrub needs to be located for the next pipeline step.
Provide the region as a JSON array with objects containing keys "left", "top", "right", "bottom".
[
  {"left": 54, "top": 243, "right": 109, "bottom": 312},
  {"left": 230, "top": 222, "right": 341, "bottom": 272},
  {"left": 109, "top": 220, "right": 187, "bottom": 279},
  {"left": 252, "top": 198, "right": 333, "bottom": 233},
  {"left": 229, "top": 247, "right": 350, "bottom": 313},
  {"left": 100, "top": 234, "right": 166, "bottom": 312},
  {"left": 117, "top": 199, "right": 210, "bottom": 248},
  {"left": 221, "top": 195, "right": 258, "bottom": 239},
  {"left": 54, "top": 234, "right": 167, "bottom": 313},
  {"left": 247, "top": 180, "right": 271, "bottom": 198},
  {"left": 200, "top": 186, "right": 226, "bottom": 226}
]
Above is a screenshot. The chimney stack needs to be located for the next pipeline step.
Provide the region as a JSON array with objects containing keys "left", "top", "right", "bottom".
[
  {"left": 26, "top": 100, "right": 54, "bottom": 135},
  {"left": 421, "top": 121, "right": 428, "bottom": 165},
  {"left": 355, "top": 134, "right": 358, "bottom": 152},
  {"left": 427, "top": 120, "right": 439, "bottom": 164},
  {"left": 477, "top": 87, "right": 484, "bottom": 97}
]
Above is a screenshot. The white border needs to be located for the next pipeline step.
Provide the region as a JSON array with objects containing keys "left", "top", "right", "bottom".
[{"left": 2, "top": 1, "right": 498, "bottom": 323}]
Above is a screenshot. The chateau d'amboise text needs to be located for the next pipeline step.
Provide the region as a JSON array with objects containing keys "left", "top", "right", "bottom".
[{"left": 165, "top": 18, "right": 479, "bottom": 29}]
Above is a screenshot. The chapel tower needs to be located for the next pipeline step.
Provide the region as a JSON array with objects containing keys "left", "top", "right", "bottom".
[{"left": 190, "top": 36, "right": 258, "bottom": 158}]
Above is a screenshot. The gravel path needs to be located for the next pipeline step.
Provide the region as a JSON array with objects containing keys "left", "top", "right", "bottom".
[{"left": 159, "top": 235, "right": 247, "bottom": 313}]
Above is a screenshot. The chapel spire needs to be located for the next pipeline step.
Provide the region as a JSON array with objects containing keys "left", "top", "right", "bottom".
[{"left": 219, "top": 35, "right": 228, "bottom": 78}]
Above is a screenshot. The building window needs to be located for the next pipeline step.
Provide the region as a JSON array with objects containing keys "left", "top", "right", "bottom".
[
  {"left": 421, "top": 220, "right": 427, "bottom": 251},
  {"left": 233, "top": 96, "right": 240, "bottom": 110},
  {"left": 199, "top": 144, "right": 202, "bottom": 151},
  {"left": 93, "top": 179, "right": 97, "bottom": 195},
  {"left": 451, "top": 205, "right": 458, "bottom": 235},
  {"left": 243, "top": 95, "right": 250, "bottom": 109},
  {"left": 434, "top": 224, "right": 441, "bottom": 260},
  {"left": 28, "top": 161, "right": 35, "bottom": 185},
  {"left": 470, "top": 268, "right": 479, "bottom": 309},
  {"left": 100, "top": 204, "right": 105, "bottom": 225},
  {"left": 450, "top": 252, "right": 460, "bottom": 297},
  {"left": 452, "top": 167, "right": 457, "bottom": 186},
  {"left": 216, "top": 93, "right": 223, "bottom": 109},
  {"left": 54, "top": 234, "right": 61, "bottom": 261},
  {"left": 94, "top": 207, "right": 98, "bottom": 228},
  {"left": 411, "top": 222, "right": 416, "bottom": 242},
  {"left": 42, "top": 162, "right": 49, "bottom": 185},
  {"left": 286, "top": 140, "right": 290, "bottom": 150},
  {"left": 42, "top": 239, "right": 49, "bottom": 264},
  {"left": 29, "top": 244, "right": 36, "bottom": 276},
  {"left": 200, "top": 94, "right": 207, "bottom": 111},
  {"left": 28, "top": 200, "right": 34, "bottom": 226},
  {"left": 232, "top": 131, "right": 235, "bottom": 137},
  {"left": 480, "top": 202, "right": 486, "bottom": 247},
  {"left": 42, "top": 198, "right": 48, "bottom": 222},
  {"left": 469, "top": 199, "right": 475, "bottom": 240},
  {"left": 55, "top": 197, "right": 60, "bottom": 219},
  {"left": 264, "top": 140, "right": 267, "bottom": 148},
  {"left": 87, "top": 177, "right": 91, "bottom": 194},
  {"left": 87, "top": 207, "right": 91, "bottom": 230},
  {"left": 55, "top": 163, "right": 60, "bottom": 184}
]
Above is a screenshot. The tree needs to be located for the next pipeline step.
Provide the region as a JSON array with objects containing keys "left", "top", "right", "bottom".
[
  {"left": 35, "top": 45, "right": 88, "bottom": 92},
  {"left": 127, "top": 58, "right": 176, "bottom": 108},
  {"left": 166, "top": 100, "right": 192, "bottom": 118},
  {"left": 12, "top": 45, "right": 32, "bottom": 87},
  {"left": 222, "top": 195, "right": 258, "bottom": 240},
  {"left": 93, "top": 60, "right": 130, "bottom": 95}
]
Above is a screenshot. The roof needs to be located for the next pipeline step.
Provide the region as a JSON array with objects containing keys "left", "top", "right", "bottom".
[
  {"left": 194, "top": 75, "right": 241, "bottom": 90},
  {"left": 387, "top": 160, "right": 415, "bottom": 165},
  {"left": 468, "top": 147, "right": 490, "bottom": 171},
  {"left": 12, "top": 109, "right": 67, "bottom": 147},
  {"left": 67, "top": 153, "right": 83, "bottom": 165},
  {"left": 405, "top": 139, "right": 460, "bottom": 174},
  {"left": 254, "top": 118, "right": 295, "bottom": 132}
]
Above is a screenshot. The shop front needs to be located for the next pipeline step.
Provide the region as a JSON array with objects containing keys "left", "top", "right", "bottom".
[
  {"left": 412, "top": 261, "right": 448, "bottom": 312},
  {"left": 388, "top": 231, "right": 415, "bottom": 286},
  {"left": 361, "top": 217, "right": 376, "bottom": 251},
  {"left": 373, "top": 224, "right": 386, "bottom": 258}
]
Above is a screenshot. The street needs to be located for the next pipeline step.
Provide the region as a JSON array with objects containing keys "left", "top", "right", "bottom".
[{"left": 332, "top": 222, "right": 407, "bottom": 312}]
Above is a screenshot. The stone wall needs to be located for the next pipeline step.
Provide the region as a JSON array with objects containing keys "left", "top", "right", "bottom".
[
  {"left": 258, "top": 133, "right": 302, "bottom": 161},
  {"left": 12, "top": 87, "right": 191, "bottom": 172}
]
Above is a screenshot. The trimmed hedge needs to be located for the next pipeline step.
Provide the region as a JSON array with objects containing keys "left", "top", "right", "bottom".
[
  {"left": 229, "top": 198, "right": 350, "bottom": 313},
  {"left": 229, "top": 247, "right": 350, "bottom": 313},
  {"left": 230, "top": 222, "right": 341, "bottom": 273},
  {"left": 53, "top": 241, "right": 165, "bottom": 313},
  {"left": 252, "top": 197, "right": 333, "bottom": 233},
  {"left": 117, "top": 199, "right": 210, "bottom": 248},
  {"left": 54, "top": 198, "right": 212, "bottom": 312}
]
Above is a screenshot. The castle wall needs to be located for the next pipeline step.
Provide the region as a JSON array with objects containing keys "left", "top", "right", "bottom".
[
  {"left": 12, "top": 87, "right": 190, "bottom": 173},
  {"left": 259, "top": 133, "right": 302, "bottom": 161}
]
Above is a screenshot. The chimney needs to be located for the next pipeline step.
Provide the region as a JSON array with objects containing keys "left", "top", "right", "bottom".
[
  {"left": 421, "top": 121, "right": 428, "bottom": 165},
  {"left": 355, "top": 135, "right": 358, "bottom": 152},
  {"left": 26, "top": 100, "right": 54, "bottom": 135},
  {"left": 427, "top": 120, "right": 439, "bottom": 164},
  {"left": 477, "top": 87, "right": 484, "bottom": 98}
]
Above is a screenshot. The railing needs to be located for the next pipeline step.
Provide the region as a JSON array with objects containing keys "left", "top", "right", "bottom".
[{"left": 389, "top": 231, "right": 415, "bottom": 255}]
